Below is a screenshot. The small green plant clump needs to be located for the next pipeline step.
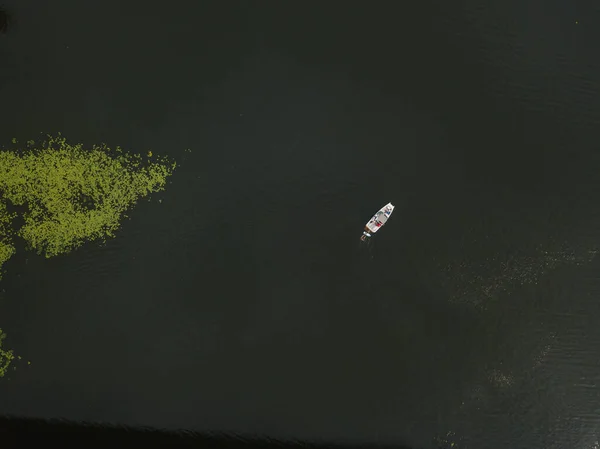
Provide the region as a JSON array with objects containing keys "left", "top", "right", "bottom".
[
  {"left": 0, "top": 329, "right": 14, "bottom": 377},
  {"left": 0, "top": 134, "right": 177, "bottom": 277}
]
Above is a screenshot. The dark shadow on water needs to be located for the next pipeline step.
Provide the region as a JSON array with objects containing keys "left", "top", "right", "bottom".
[
  {"left": 0, "top": 6, "right": 11, "bottom": 34},
  {"left": 0, "top": 415, "right": 440, "bottom": 449}
]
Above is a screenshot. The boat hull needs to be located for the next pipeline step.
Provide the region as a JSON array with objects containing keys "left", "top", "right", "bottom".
[{"left": 361, "top": 202, "right": 394, "bottom": 238}]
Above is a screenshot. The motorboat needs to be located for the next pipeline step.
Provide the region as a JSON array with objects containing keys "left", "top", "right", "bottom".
[{"left": 360, "top": 202, "right": 394, "bottom": 241}]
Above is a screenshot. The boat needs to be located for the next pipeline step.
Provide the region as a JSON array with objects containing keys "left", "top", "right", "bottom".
[{"left": 360, "top": 202, "right": 394, "bottom": 241}]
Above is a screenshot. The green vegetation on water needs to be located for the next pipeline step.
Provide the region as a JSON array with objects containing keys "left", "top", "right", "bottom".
[
  {"left": 0, "top": 134, "right": 176, "bottom": 273},
  {"left": 0, "top": 329, "right": 13, "bottom": 378},
  {"left": 0, "top": 201, "right": 16, "bottom": 278},
  {"left": 0, "top": 134, "right": 177, "bottom": 375}
]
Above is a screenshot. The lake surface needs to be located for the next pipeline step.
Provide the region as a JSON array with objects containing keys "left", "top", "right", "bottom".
[{"left": 1, "top": 1, "right": 600, "bottom": 448}]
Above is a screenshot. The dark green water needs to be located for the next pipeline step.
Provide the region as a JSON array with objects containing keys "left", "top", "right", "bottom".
[{"left": 1, "top": 1, "right": 600, "bottom": 448}]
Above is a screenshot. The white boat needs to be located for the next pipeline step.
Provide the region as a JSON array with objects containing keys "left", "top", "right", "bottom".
[{"left": 360, "top": 202, "right": 394, "bottom": 241}]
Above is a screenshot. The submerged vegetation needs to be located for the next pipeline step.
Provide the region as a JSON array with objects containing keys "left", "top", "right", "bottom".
[
  {"left": 0, "top": 134, "right": 176, "bottom": 275},
  {"left": 0, "top": 6, "right": 11, "bottom": 34}
]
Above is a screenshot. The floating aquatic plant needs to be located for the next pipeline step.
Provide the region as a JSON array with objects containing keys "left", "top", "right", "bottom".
[
  {"left": 0, "top": 329, "right": 13, "bottom": 377},
  {"left": 0, "top": 135, "right": 177, "bottom": 378},
  {"left": 0, "top": 201, "right": 16, "bottom": 279},
  {"left": 0, "top": 134, "right": 176, "bottom": 275}
]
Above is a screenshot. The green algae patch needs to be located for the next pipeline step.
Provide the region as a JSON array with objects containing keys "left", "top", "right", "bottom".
[
  {"left": 0, "top": 201, "right": 16, "bottom": 279},
  {"left": 0, "top": 329, "right": 13, "bottom": 378},
  {"left": 0, "top": 135, "right": 176, "bottom": 270}
]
